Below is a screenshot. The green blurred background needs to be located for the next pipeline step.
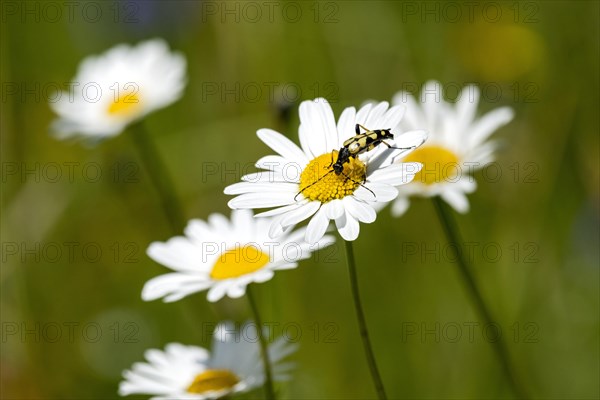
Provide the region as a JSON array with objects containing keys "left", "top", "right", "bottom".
[{"left": 1, "top": 1, "right": 598, "bottom": 398}]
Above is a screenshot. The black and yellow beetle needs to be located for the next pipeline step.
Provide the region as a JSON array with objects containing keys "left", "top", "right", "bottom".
[
  {"left": 332, "top": 124, "right": 396, "bottom": 175},
  {"left": 295, "top": 124, "right": 411, "bottom": 200}
]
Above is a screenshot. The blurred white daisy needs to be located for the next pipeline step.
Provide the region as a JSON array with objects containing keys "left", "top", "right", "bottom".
[
  {"left": 143, "top": 209, "right": 333, "bottom": 303},
  {"left": 389, "top": 81, "right": 514, "bottom": 216},
  {"left": 50, "top": 38, "right": 186, "bottom": 140},
  {"left": 225, "top": 98, "right": 427, "bottom": 244},
  {"left": 119, "top": 321, "right": 297, "bottom": 399}
]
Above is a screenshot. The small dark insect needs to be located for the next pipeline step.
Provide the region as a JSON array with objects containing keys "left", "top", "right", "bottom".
[
  {"left": 333, "top": 124, "right": 396, "bottom": 174},
  {"left": 295, "top": 124, "right": 414, "bottom": 201}
]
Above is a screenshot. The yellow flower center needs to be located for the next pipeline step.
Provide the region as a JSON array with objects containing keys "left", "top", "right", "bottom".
[
  {"left": 107, "top": 92, "right": 142, "bottom": 117},
  {"left": 187, "top": 369, "right": 240, "bottom": 394},
  {"left": 298, "top": 151, "right": 366, "bottom": 202},
  {"left": 210, "top": 245, "right": 270, "bottom": 280},
  {"left": 404, "top": 145, "right": 460, "bottom": 185}
]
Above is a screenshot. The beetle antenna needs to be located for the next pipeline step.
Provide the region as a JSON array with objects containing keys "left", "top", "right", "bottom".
[
  {"left": 294, "top": 169, "right": 334, "bottom": 201},
  {"left": 340, "top": 171, "right": 376, "bottom": 199}
]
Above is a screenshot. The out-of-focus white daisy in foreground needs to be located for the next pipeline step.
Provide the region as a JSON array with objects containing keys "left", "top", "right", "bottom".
[
  {"left": 119, "top": 321, "right": 297, "bottom": 399},
  {"left": 50, "top": 38, "right": 186, "bottom": 140},
  {"left": 143, "top": 210, "right": 333, "bottom": 303},
  {"left": 389, "top": 81, "right": 514, "bottom": 216},
  {"left": 225, "top": 98, "right": 427, "bottom": 244}
]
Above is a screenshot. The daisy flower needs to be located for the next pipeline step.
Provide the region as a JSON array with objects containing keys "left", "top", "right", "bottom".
[
  {"left": 388, "top": 80, "right": 514, "bottom": 216},
  {"left": 119, "top": 321, "right": 297, "bottom": 399},
  {"left": 142, "top": 209, "right": 333, "bottom": 303},
  {"left": 50, "top": 38, "right": 186, "bottom": 140},
  {"left": 225, "top": 98, "right": 427, "bottom": 244}
]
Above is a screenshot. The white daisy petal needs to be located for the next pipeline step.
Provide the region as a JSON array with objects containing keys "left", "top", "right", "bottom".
[
  {"left": 365, "top": 129, "right": 427, "bottom": 171},
  {"left": 394, "top": 130, "right": 428, "bottom": 153},
  {"left": 324, "top": 199, "right": 345, "bottom": 220},
  {"left": 441, "top": 190, "right": 470, "bottom": 213},
  {"left": 355, "top": 102, "right": 372, "bottom": 126},
  {"left": 298, "top": 119, "right": 315, "bottom": 159},
  {"left": 468, "top": 107, "right": 514, "bottom": 147},
  {"left": 184, "top": 219, "right": 212, "bottom": 243},
  {"left": 163, "top": 282, "right": 214, "bottom": 303},
  {"left": 241, "top": 171, "right": 289, "bottom": 183},
  {"left": 255, "top": 155, "right": 289, "bottom": 171},
  {"left": 455, "top": 85, "right": 480, "bottom": 134},
  {"left": 208, "top": 213, "right": 231, "bottom": 233},
  {"left": 368, "top": 162, "right": 422, "bottom": 186},
  {"left": 252, "top": 269, "right": 275, "bottom": 283},
  {"left": 280, "top": 201, "right": 321, "bottom": 228},
  {"left": 269, "top": 339, "right": 300, "bottom": 363},
  {"left": 391, "top": 197, "right": 410, "bottom": 217},
  {"left": 272, "top": 263, "right": 299, "bottom": 271},
  {"left": 356, "top": 183, "right": 398, "bottom": 202},
  {"left": 344, "top": 197, "right": 376, "bottom": 223},
  {"left": 142, "top": 273, "right": 209, "bottom": 302},
  {"left": 313, "top": 98, "right": 339, "bottom": 151},
  {"left": 257, "top": 128, "right": 309, "bottom": 165},
  {"left": 299, "top": 99, "right": 333, "bottom": 156},
  {"left": 466, "top": 141, "right": 498, "bottom": 166},
  {"left": 253, "top": 202, "right": 305, "bottom": 218},
  {"left": 392, "top": 91, "right": 425, "bottom": 130},
  {"left": 230, "top": 209, "right": 253, "bottom": 229},
  {"left": 147, "top": 239, "right": 207, "bottom": 273},
  {"left": 207, "top": 283, "right": 229, "bottom": 303},
  {"left": 228, "top": 192, "right": 296, "bottom": 209},
  {"left": 305, "top": 207, "right": 330, "bottom": 244},
  {"left": 336, "top": 107, "right": 357, "bottom": 144},
  {"left": 362, "top": 101, "right": 389, "bottom": 129},
  {"left": 335, "top": 211, "right": 360, "bottom": 241},
  {"left": 456, "top": 176, "right": 477, "bottom": 193},
  {"left": 420, "top": 80, "right": 443, "bottom": 122},
  {"left": 379, "top": 104, "right": 406, "bottom": 132},
  {"left": 224, "top": 181, "right": 298, "bottom": 195},
  {"left": 226, "top": 284, "right": 247, "bottom": 299},
  {"left": 268, "top": 217, "right": 286, "bottom": 238}
]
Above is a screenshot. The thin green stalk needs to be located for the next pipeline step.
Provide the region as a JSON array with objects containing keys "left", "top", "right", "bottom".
[
  {"left": 344, "top": 240, "right": 388, "bottom": 400},
  {"left": 246, "top": 286, "right": 276, "bottom": 400},
  {"left": 128, "top": 122, "right": 218, "bottom": 328},
  {"left": 432, "top": 196, "right": 528, "bottom": 399},
  {"left": 130, "top": 122, "right": 185, "bottom": 234}
]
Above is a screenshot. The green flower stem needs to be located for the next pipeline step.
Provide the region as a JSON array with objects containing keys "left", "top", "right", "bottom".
[
  {"left": 246, "top": 286, "right": 276, "bottom": 400},
  {"left": 129, "top": 122, "right": 215, "bottom": 329},
  {"left": 344, "top": 240, "right": 388, "bottom": 399},
  {"left": 431, "top": 196, "right": 528, "bottom": 399},
  {"left": 130, "top": 122, "right": 186, "bottom": 234}
]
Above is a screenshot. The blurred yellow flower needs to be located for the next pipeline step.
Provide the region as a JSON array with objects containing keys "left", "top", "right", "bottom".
[{"left": 453, "top": 21, "right": 544, "bottom": 81}]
